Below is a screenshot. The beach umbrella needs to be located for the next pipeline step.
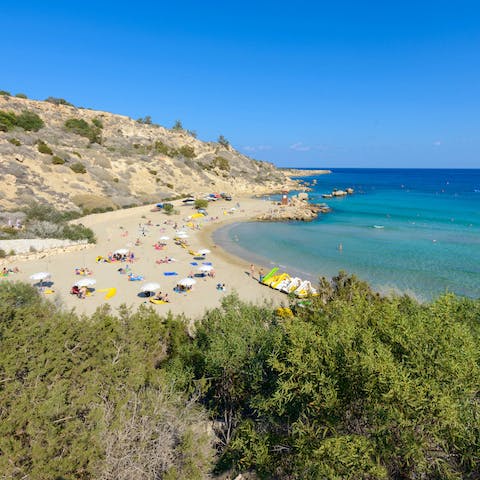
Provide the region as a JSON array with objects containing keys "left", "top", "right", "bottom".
[
  {"left": 176, "top": 230, "right": 187, "bottom": 235},
  {"left": 75, "top": 278, "right": 97, "bottom": 287},
  {"left": 159, "top": 236, "right": 170, "bottom": 241},
  {"left": 198, "top": 248, "right": 211, "bottom": 255},
  {"left": 177, "top": 233, "right": 189, "bottom": 239},
  {"left": 30, "top": 272, "right": 51, "bottom": 281},
  {"left": 141, "top": 282, "right": 161, "bottom": 293},
  {"left": 114, "top": 248, "right": 129, "bottom": 255},
  {"left": 178, "top": 278, "right": 196, "bottom": 287},
  {"left": 199, "top": 265, "right": 213, "bottom": 273}
]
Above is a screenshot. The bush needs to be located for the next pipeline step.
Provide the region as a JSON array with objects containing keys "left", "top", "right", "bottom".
[
  {"left": 178, "top": 145, "right": 195, "bottom": 159},
  {"left": 172, "top": 119, "right": 183, "bottom": 131},
  {"left": 8, "top": 138, "right": 21, "bottom": 146},
  {"left": 51, "top": 156, "right": 65, "bottom": 165},
  {"left": 194, "top": 199, "right": 209, "bottom": 210},
  {"left": 15, "top": 110, "right": 44, "bottom": 131},
  {"left": 37, "top": 140, "right": 53, "bottom": 155},
  {"left": 64, "top": 118, "right": 101, "bottom": 143},
  {"left": 0, "top": 249, "right": 6, "bottom": 258},
  {"left": 0, "top": 110, "right": 18, "bottom": 131},
  {"left": 45, "top": 97, "right": 74, "bottom": 106},
  {"left": 154, "top": 140, "right": 176, "bottom": 157},
  {"left": 62, "top": 223, "right": 96, "bottom": 243},
  {"left": 213, "top": 156, "right": 230, "bottom": 171},
  {"left": 70, "top": 162, "right": 87, "bottom": 174},
  {"left": 217, "top": 134, "right": 230, "bottom": 148},
  {"left": 0, "top": 90, "right": 11, "bottom": 96},
  {"left": 92, "top": 117, "right": 103, "bottom": 129},
  {"left": 137, "top": 115, "right": 152, "bottom": 124},
  {"left": 15, "top": 93, "right": 27, "bottom": 99},
  {"left": 72, "top": 151, "right": 82, "bottom": 158},
  {"left": 163, "top": 203, "right": 174, "bottom": 215}
]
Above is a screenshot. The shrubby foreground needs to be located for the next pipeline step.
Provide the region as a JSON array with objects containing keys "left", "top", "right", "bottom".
[{"left": 0, "top": 274, "right": 478, "bottom": 479}]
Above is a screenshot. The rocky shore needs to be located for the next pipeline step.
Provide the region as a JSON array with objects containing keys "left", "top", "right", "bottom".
[{"left": 256, "top": 194, "right": 331, "bottom": 222}]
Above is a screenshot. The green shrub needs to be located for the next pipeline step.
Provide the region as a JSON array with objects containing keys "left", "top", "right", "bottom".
[
  {"left": 217, "top": 134, "right": 230, "bottom": 148},
  {"left": 0, "top": 110, "right": 18, "bottom": 131},
  {"left": 194, "top": 199, "right": 209, "bottom": 209},
  {"left": 213, "top": 156, "right": 230, "bottom": 171},
  {"left": 15, "top": 93, "right": 27, "bottom": 99},
  {"left": 72, "top": 151, "right": 82, "bottom": 157},
  {"left": 45, "top": 97, "right": 74, "bottom": 106},
  {"left": 154, "top": 140, "right": 177, "bottom": 157},
  {"left": 37, "top": 140, "right": 53, "bottom": 155},
  {"left": 62, "top": 224, "right": 96, "bottom": 243},
  {"left": 70, "top": 162, "right": 87, "bottom": 174},
  {"left": 163, "top": 203, "right": 174, "bottom": 214},
  {"left": 137, "top": 115, "right": 152, "bottom": 124},
  {"left": 92, "top": 117, "right": 103, "bottom": 129},
  {"left": 148, "top": 169, "right": 157, "bottom": 176},
  {"left": 166, "top": 183, "right": 174, "bottom": 189},
  {"left": 113, "top": 177, "right": 119, "bottom": 183},
  {"left": 51, "top": 156, "right": 65, "bottom": 165},
  {"left": 0, "top": 249, "right": 5, "bottom": 258},
  {"left": 178, "top": 145, "right": 195, "bottom": 159},
  {"left": 15, "top": 110, "right": 44, "bottom": 131},
  {"left": 64, "top": 118, "right": 101, "bottom": 143},
  {"left": 8, "top": 138, "right": 21, "bottom": 146},
  {"left": 172, "top": 119, "right": 183, "bottom": 131},
  {"left": 0, "top": 90, "right": 11, "bottom": 96}
]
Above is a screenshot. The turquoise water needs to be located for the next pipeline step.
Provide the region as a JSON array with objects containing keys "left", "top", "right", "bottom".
[{"left": 214, "top": 169, "right": 480, "bottom": 300}]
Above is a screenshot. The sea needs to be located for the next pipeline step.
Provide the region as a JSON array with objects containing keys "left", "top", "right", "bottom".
[{"left": 214, "top": 169, "right": 480, "bottom": 301}]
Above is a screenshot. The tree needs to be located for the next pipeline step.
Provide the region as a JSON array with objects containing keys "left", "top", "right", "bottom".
[
  {"left": 217, "top": 134, "right": 230, "bottom": 148},
  {"left": 172, "top": 119, "right": 183, "bottom": 131},
  {"left": 194, "top": 199, "right": 208, "bottom": 210}
]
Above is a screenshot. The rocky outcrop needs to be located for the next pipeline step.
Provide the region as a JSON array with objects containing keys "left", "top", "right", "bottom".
[{"left": 257, "top": 195, "right": 331, "bottom": 222}]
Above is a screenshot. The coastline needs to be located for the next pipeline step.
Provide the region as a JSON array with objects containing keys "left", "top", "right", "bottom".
[{"left": 2, "top": 195, "right": 298, "bottom": 319}]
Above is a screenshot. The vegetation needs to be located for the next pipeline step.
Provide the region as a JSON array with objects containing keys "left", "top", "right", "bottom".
[
  {"left": 92, "top": 117, "right": 104, "bottom": 129},
  {"left": 37, "top": 139, "right": 53, "bottom": 155},
  {"left": 154, "top": 140, "right": 178, "bottom": 157},
  {"left": 70, "top": 161, "right": 87, "bottom": 174},
  {"left": 136, "top": 115, "right": 152, "bottom": 124},
  {"left": 15, "top": 92, "right": 28, "bottom": 99},
  {"left": 0, "top": 109, "right": 44, "bottom": 132},
  {"left": 217, "top": 134, "right": 230, "bottom": 148},
  {"left": 163, "top": 203, "right": 174, "bottom": 214},
  {"left": 178, "top": 145, "right": 196, "bottom": 159},
  {"left": 0, "top": 90, "right": 11, "bottom": 96},
  {"left": 51, "top": 155, "right": 65, "bottom": 165},
  {"left": 212, "top": 156, "right": 230, "bottom": 171},
  {"left": 0, "top": 276, "right": 478, "bottom": 479},
  {"left": 0, "top": 202, "right": 95, "bottom": 243},
  {"left": 194, "top": 198, "right": 209, "bottom": 210},
  {"left": 8, "top": 137, "right": 21, "bottom": 146},
  {"left": 172, "top": 119, "right": 183, "bottom": 131},
  {"left": 45, "top": 96, "right": 74, "bottom": 106},
  {"left": 64, "top": 118, "right": 102, "bottom": 143}
]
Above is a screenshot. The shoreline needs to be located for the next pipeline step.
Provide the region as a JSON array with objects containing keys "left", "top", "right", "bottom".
[{"left": 2, "top": 195, "right": 298, "bottom": 319}]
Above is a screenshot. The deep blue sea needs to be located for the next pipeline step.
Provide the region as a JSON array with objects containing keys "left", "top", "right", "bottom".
[{"left": 214, "top": 169, "right": 480, "bottom": 300}]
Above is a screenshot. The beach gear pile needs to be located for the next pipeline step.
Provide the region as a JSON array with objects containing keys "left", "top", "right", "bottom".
[{"left": 261, "top": 267, "right": 317, "bottom": 297}]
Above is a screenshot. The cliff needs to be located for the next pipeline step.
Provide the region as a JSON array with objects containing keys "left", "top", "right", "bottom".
[{"left": 0, "top": 95, "right": 295, "bottom": 212}]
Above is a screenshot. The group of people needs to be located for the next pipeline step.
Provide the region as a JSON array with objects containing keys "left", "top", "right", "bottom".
[
  {"left": 70, "top": 285, "right": 88, "bottom": 299},
  {"left": 1, "top": 266, "right": 20, "bottom": 276},
  {"left": 249, "top": 264, "right": 265, "bottom": 282},
  {"left": 153, "top": 291, "right": 170, "bottom": 302},
  {"left": 74, "top": 267, "right": 93, "bottom": 276}
]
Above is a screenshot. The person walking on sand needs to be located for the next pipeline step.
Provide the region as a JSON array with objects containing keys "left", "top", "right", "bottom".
[{"left": 250, "top": 264, "right": 255, "bottom": 278}]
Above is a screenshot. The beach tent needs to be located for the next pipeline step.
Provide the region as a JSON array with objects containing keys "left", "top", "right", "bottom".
[
  {"left": 198, "top": 249, "right": 210, "bottom": 255},
  {"left": 114, "top": 248, "right": 129, "bottom": 255},
  {"left": 178, "top": 278, "right": 196, "bottom": 287},
  {"left": 30, "top": 272, "right": 51, "bottom": 282},
  {"left": 199, "top": 265, "right": 213, "bottom": 273}
]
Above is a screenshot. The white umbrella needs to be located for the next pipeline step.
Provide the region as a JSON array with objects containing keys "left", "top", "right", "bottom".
[
  {"left": 199, "top": 265, "right": 213, "bottom": 273},
  {"left": 198, "top": 248, "right": 211, "bottom": 255},
  {"left": 159, "top": 236, "right": 170, "bottom": 241},
  {"left": 75, "top": 278, "right": 97, "bottom": 287},
  {"left": 178, "top": 278, "right": 196, "bottom": 287},
  {"left": 114, "top": 248, "right": 129, "bottom": 255},
  {"left": 177, "top": 233, "right": 189, "bottom": 239},
  {"left": 30, "top": 272, "right": 51, "bottom": 281},
  {"left": 176, "top": 230, "right": 187, "bottom": 235},
  {"left": 141, "top": 282, "right": 161, "bottom": 293}
]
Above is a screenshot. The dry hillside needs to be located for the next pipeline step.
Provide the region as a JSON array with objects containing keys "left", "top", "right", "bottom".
[{"left": 0, "top": 95, "right": 294, "bottom": 212}]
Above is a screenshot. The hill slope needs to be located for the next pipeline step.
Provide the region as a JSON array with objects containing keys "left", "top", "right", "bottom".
[{"left": 0, "top": 95, "right": 293, "bottom": 211}]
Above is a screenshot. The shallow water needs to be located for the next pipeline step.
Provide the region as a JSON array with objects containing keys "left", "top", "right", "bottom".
[{"left": 214, "top": 169, "right": 480, "bottom": 300}]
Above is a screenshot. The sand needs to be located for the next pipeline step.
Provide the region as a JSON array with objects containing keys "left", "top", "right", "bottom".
[{"left": 2, "top": 196, "right": 288, "bottom": 320}]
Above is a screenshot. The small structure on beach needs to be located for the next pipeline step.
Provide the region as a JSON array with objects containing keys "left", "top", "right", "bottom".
[{"left": 281, "top": 190, "right": 289, "bottom": 206}]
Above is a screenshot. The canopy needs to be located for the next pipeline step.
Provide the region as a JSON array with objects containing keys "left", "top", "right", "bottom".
[
  {"left": 159, "top": 236, "right": 170, "bottom": 241},
  {"left": 178, "top": 278, "right": 196, "bottom": 287},
  {"left": 114, "top": 248, "right": 129, "bottom": 255},
  {"left": 197, "top": 248, "right": 210, "bottom": 255},
  {"left": 177, "top": 233, "right": 189, "bottom": 239},
  {"left": 141, "top": 282, "right": 161, "bottom": 292},
  {"left": 30, "top": 272, "right": 51, "bottom": 281},
  {"left": 199, "top": 265, "right": 213, "bottom": 273},
  {"left": 75, "top": 278, "right": 97, "bottom": 287}
]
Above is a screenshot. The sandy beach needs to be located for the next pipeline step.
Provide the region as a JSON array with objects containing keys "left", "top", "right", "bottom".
[{"left": 1, "top": 196, "right": 288, "bottom": 319}]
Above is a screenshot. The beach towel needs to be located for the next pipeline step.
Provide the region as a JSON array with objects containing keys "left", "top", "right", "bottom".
[
  {"left": 190, "top": 262, "right": 198, "bottom": 266},
  {"left": 202, "top": 262, "right": 213, "bottom": 266},
  {"left": 163, "top": 272, "right": 178, "bottom": 276}
]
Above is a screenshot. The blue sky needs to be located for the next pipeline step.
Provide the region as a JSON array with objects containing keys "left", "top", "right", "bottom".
[{"left": 3, "top": 1, "right": 479, "bottom": 167}]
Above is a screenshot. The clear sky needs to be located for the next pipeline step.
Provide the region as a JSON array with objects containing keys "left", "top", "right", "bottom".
[{"left": 3, "top": 1, "right": 479, "bottom": 168}]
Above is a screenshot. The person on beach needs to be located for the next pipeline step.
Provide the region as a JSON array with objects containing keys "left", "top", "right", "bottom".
[
  {"left": 250, "top": 264, "right": 255, "bottom": 278},
  {"left": 258, "top": 268, "right": 265, "bottom": 282}
]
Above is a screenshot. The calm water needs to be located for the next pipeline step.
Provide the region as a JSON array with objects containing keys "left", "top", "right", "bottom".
[{"left": 214, "top": 169, "right": 480, "bottom": 300}]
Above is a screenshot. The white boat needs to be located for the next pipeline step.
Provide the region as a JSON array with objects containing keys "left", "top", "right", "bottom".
[{"left": 373, "top": 225, "right": 385, "bottom": 229}]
